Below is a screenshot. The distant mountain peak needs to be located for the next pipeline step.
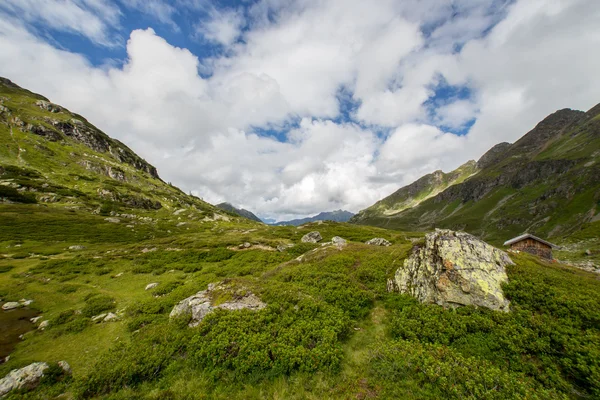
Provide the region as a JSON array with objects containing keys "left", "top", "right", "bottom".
[{"left": 272, "top": 210, "right": 354, "bottom": 226}]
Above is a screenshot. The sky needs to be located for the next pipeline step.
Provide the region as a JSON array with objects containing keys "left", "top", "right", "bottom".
[{"left": 0, "top": 0, "right": 599, "bottom": 222}]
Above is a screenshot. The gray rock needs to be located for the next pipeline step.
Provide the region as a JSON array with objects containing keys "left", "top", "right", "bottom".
[
  {"left": 0, "top": 362, "right": 49, "bottom": 397},
  {"left": 239, "top": 242, "right": 252, "bottom": 249},
  {"left": 176, "top": 222, "right": 187, "bottom": 227},
  {"left": 301, "top": 231, "right": 322, "bottom": 243},
  {"left": 20, "top": 299, "right": 33, "bottom": 307},
  {"left": 145, "top": 282, "right": 159, "bottom": 291},
  {"left": 38, "top": 320, "right": 49, "bottom": 330},
  {"left": 276, "top": 243, "right": 294, "bottom": 252},
  {"left": 58, "top": 361, "right": 71, "bottom": 375},
  {"left": 2, "top": 302, "right": 20, "bottom": 311},
  {"left": 389, "top": 229, "right": 512, "bottom": 312},
  {"left": 332, "top": 236, "right": 347, "bottom": 245},
  {"left": 35, "top": 100, "right": 62, "bottom": 113},
  {"left": 104, "top": 217, "right": 120, "bottom": 223},
  {"left": 103, "top": 312, "right": 119, "bottom": 322},
  {"left": 365, "top": 238, "right": 391, "bottom": 246},
  {"left": 170, "top": 281, "right": 266, "bottom": 327},
  {"left": 91, "top": 313, "right": 107, "bottom": 323},
  {"left": 30, "top": 316, "right": 42, "bottom": 324},
  {"left": 68, "top": 245, "right": 85, "bottom": 251}
]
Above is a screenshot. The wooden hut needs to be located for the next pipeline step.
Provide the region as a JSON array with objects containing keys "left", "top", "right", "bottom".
[{"left": 503, "top": 234, "right": 557, "bottom": 260}]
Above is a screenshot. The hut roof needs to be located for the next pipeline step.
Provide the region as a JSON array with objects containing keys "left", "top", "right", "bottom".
[{"left": 503, "top": 233, "right": 558, "bottom": 248}]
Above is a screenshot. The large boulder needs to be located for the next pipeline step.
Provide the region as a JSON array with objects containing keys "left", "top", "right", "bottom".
[
  {"left": 389, "top": 229, "right": 512, "bottom": 312},
  {"left": 301, "top": 231, "right": 322, "bottom": 243},
  {"left": 0, "top": 362, "right": 48, "bottom": 397},
  {"left": 170, "top": 282, "right": 266, "bottom": 327}
]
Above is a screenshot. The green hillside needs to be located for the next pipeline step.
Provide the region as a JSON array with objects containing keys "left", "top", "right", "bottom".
[
  {"left": 352, "top": 105, "right": 600, "bottom": 246},
  {"left": 0, "top": 79, "right": 599, "bottom": 399}
]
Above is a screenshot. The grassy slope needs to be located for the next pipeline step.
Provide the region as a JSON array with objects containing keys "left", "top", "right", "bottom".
[{"left": 352, "top": 107, "right": 600, "bottom": 252}]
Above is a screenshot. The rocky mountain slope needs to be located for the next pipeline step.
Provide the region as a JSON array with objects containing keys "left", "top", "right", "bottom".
[
  {"left": 352, "top": 104, "right": 600, "bottom": 244},
  {"left": 272, "top": 209, "right": 354, "bottom": 226},
  {"left": 216, "top": 202, "right": 262, "bottom": 222},
  {"left": 0, "top": 77, "right": 221, "bottom": 219}
]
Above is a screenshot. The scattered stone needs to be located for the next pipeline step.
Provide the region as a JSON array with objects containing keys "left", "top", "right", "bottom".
[
  {"left": 103, "top": 312, "right": 119, "bottom": 322},
  {"left": 365, "top": 238, "right": 391, "bottom": 246},
  {"left": 170, "top": 281, "right": 266, "bottom": 327},
  {"left": 301, "top": 231, "right": 322, "bottom": 243},
  {"left": 68, "top": 245, "right": 85, "bottom": 251},
  {"left": 38, "top": 320, "right": 49, "bottom": 330},
  {"left": 35, "top": 99, "right": 62, "bottom": 113},
  {"left": 585, "top": 249, "right": 592, "bottom": 256},
  {"left": 141, "top": 247, "right": 157, "bottom": 253},
  {"left": 20, "top": 299, "right": 33, "bottom": 307},
  {"left": 239, "top": 242, "right": 252, "bottom": 249},
  {"left": 176, "top": 222, "right": 187, "bottom": 227},
  {"left": 173, "top": 209, "right": 186, "bottom": 216},
  {"left": 2, "top": 302, "right": 21, "bottom": 311},
  {"left": 277, "top": 243, "right": 294, "bottom": 252},
  {"left": 91, "top": 313, "right": 107, "bottom": 323},
  {"left": 104, "top": 217, "right": 120, "bottom": 223},
  {"left": 332, "top": 236, "right": 347, "bottom": 246},
  {"left": 145, "top": 282, "right": 159, "bottom": 291},
  {"left": 58, "top": 361, "right": 71, "bottom": 375},
  {"left": 30, "top": 316, "right": 42, "bottom": 324},
  {"left": 0, "top": 362, "right": 49, "bottom": 397},
  {"left": 388, "top": 229, "right": 512, "bottom": 312},
  {"left": 114, "top": 272, "right": 124, "bottom": 278}
]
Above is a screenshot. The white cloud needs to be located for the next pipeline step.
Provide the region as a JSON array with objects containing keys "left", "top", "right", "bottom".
[
  {"left": 0, "top": 0, "right": 122, "bottom": 46},
  {"left": 0, "top": 0, "right": 599, "bottom": 221},
  {"left": 195, "top": 8, "right": 244, "bottom": 46}
]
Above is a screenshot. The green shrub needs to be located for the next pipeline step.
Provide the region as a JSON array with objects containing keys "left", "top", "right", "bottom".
[
  {"left": 151, "top": 281, "right": 182, "bottom": 296},
  {"left": 0, "top": 265, "right": 15, "bottom": 273},
  {"left": 81, "top": 294, "right": 116, "bottom": 317}
]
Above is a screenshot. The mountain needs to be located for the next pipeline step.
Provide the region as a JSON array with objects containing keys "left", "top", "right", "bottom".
[
  {"left": 0, "top": 77, "right": 217, "bottom": 217},
  {"left": 216, "top": 202, "right": 262, "bottom": 222},
  {"left": 351, "top": 104, "right": 600, "bottom": 244},
  {"left": 350, "top": 160, "right": 478, "bottom": 223},
  {"left": 272, "top": 209, "right": 354, "bottom": 226}
]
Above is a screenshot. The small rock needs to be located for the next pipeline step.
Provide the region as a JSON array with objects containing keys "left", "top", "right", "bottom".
[
  {"left": 173, "top": 209, "right": 186, "bottom": 216},
  {"left": 365, "top": 238, "right": 391, "bottom": 246},
  {"left": 0, "top": 362, "right": 49, "bottom": 397},
  {"left": 239, "top": 242, "right": 252, "bottom": 249},
  {"left": 2, "top": 302, "right": 21, "bottom": 311},
  {"left": 277, "top": 243, "right": 294, "bottom": 252},
  {"left": 103, "top": 312, "right": 119, "bottom": 322},
  {"left": 332, "top": 236, "right": 347, "bottom": 245},
  {"left": 68, "top": 245, "right": 86, "bottom": 251},
  {"left": 176, "top": 222, "right": 187, "bottom": 227},
  {"left": 141, "top": 247, "right": 157, "bottom": 253},
  {"left": 301, "top": 231, "right": 322, "bottom": 243},
  {"left": 145, "top": 282, "right": 159, "bottom": 291},
  {"left": 114, "top": 272, "right": 124, "bottom": 278},
  {"left": 91, "top": 313, "right": 107, "bottom": 323},
  {"left": 30, "top": 316, "right": 42, "bottom": 324},
  {"left": 20, "top": 299, "right": 33, "bottom": 307},
  {"left": 38, "top": 320, "right": 49, "bottom": 330},
  {"left": 58, "top": 361, "right": 71, "bottom": 375},
  {"left": 585, "top": 249, "right": 592, "bottom": 256},
  {"left": 104, "top": 217, "right": 120, "bottom": 223}
]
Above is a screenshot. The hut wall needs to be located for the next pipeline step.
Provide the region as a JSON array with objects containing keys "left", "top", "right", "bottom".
[{"left": 510, "top": 239, "right": 552, "bottom": 259}]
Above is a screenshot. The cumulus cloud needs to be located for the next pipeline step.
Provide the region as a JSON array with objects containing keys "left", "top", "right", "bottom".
[{"left": 0, "top": 0, "right": 598, "bottom": 221}]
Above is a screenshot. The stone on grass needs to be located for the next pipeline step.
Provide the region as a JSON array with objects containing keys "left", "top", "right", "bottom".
[
  {"left": 365, "top": 238, "right": 391, "bottom": 246},
  {"left": 170, "top": 281, "right": 266, "bottom": 327},
  {"left": 103, "top": 312, "right": 119, "bottom": 322},
  {"left": 276, "top": 244, "right": 294, "bottom": 252},
  {"left": 30, "top": 316, "right": 42, "bottom": 324},
  {"left": 91, "top": 313, "right": 107, "bottom": 323},
  {"left": 0, "top": 362, "right": 48, "bottom": 397},
  {"left": 2, "top": 302, "right": 21, "bottom": 311},
  {"left": 145, "top": 282, "right": 159, "bottom": 291},
  {"left": 19, "top": 299, "right": 33, "bottom": 306},
  {"left": 104, "top": 217, "right": 120, "bottom": 223},
  {"left": 38, "top": 320, "right": 49, "bottom": 330},
  {"left": 58, "top": 361, "right": 71, "bottom": 375},
  {"left": 332, "top": 236, "right": 347, "bottom": 245},
  {"left": 301, "top": 231, "right": 322, "bottom": 243},
  {"left": 389, "top": 229, "right": 512, "bottom": 312},
  {"left": 68, "top": 245, "right": 85, "bottom": 251}
]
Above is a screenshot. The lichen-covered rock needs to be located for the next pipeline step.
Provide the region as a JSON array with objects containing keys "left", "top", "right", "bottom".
[
  {"left": 170, "top": 281, "right": 266, "bottom": 327},
  {"left": 390, "top": 229, "right": 512, "bottom": 312},
  {"left": 145, "top": 282, "right": 159, "bottom": 291},
  {"left": 0, "top": 362, "right": 49, "bottom": 397},
  {"left": 366, "top": 238, "right": 391, "bottom": 246},
  {"left": 331, "top": 236, "right": 347, "bottom": 245},
  {"left": 301, "top": 231, "right": 322, "bottom": 243}
]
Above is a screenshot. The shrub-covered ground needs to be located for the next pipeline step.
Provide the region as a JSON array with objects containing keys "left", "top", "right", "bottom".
[{"left": 0, "top": 206, "right": 599, "bottom": 399}]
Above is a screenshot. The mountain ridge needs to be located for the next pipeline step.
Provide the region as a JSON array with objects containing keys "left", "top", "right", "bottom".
[{"left": 272, "top": 209, "right": 354, "bottom": 226}]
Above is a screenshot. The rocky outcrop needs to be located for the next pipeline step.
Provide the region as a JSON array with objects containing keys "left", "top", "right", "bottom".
[
  {"left": 366, "top": 238, "right": 391, "bottom": 246},
  {"left": 0, "top": 361, "right": 71, "bottom": 397},
  {"left": 0, "top": 362, "right": 49, "bottom": 397},
  {"left": 301, "top": 231, "right": 322, "bottom": 243},
  {"left": 170, "top": 282, "right": 266, "bottom": 327},
  {"left": 476, "top": 142, "right": 512, "bottom": 169},
  {"left": 389, "top": 229, "right": 512, "bottom": 312}
]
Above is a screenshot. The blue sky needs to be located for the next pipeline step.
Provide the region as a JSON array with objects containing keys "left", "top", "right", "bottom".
[{"left": 0, "top": 0, "right": 598, "bottom": 220}]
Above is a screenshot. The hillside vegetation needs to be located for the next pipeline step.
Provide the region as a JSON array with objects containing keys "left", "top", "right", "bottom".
[
  {"left": 352, "top": 105, "right": 600, "bottom": 247},
  {"left": 0, "top": 79, "right": 599, "bottom": 399}
]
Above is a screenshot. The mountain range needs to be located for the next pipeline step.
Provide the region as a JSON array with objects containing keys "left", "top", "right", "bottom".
[
  {"left": 351, "top": 104, "right": 600, "bottom": 244},
  {"left": 215, "top": 202, "right": 262, "bottom": 222},
  {"left": 270, "top": 209, "right": 354, "bottom": 226}
]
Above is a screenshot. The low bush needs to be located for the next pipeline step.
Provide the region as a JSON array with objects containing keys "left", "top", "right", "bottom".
[{"left": 81, "top": 294, "right": 116, "bottom": 318}]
